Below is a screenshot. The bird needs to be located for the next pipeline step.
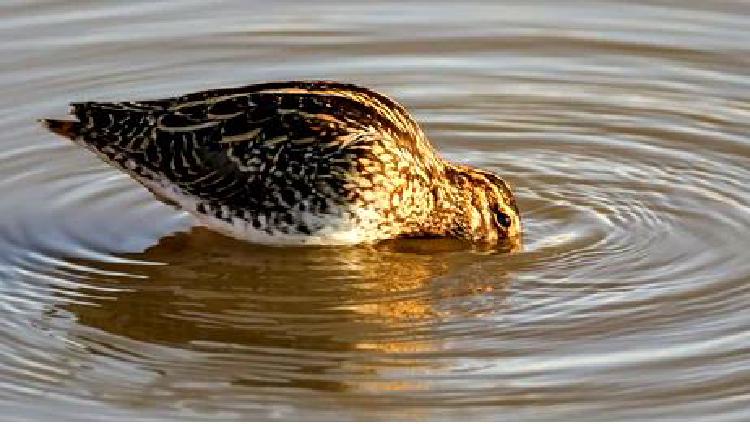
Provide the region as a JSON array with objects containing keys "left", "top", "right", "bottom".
[{"left": 41, "top": 80, "right": 520, "bottom": 246}]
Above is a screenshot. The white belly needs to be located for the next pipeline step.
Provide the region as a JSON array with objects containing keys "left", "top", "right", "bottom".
[
  {"left": 192, "top": 212, "right": 380, "bottom": 246},
  {"left": 137, "top": 172, "right": 386, "bottom": 246}
]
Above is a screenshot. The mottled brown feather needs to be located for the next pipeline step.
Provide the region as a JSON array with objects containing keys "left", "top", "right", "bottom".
[{"left": 41, "top": 81, "right": 521, "bottom": 245}]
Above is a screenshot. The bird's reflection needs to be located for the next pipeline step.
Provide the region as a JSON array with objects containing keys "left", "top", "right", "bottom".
[{"left": 60, "top": 228, "right": 518, "bottom": 396}]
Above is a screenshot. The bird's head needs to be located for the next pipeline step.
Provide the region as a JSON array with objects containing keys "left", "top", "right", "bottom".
[{"left": 437, "top": 164, "right": 521, "bottom": 245}]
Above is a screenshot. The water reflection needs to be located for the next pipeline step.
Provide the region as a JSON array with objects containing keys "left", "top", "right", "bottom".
[{"left": 59, "top": 228, "right": 517, "bottom": 395}]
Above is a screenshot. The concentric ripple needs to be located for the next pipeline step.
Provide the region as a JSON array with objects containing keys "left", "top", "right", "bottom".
[{"left": 1, "top": 0, "right": 749, "bottom": 420}]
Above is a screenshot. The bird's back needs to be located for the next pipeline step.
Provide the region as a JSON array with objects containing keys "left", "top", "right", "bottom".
[{"left": 42, "top": 81, "right": 445, "bottom": 245}]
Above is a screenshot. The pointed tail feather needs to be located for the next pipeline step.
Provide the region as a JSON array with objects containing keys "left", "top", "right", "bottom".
[{"left": 39, "top": 118, "right": 82, "bottom": 140}]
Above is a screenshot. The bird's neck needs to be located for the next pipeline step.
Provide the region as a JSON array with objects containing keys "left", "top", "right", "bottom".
[{"left": 421, "top": 163, "right": 477, "bottom": 239}]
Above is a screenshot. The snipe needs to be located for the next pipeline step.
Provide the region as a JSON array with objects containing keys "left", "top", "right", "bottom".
[{"left": 42, "top": 81, "right": 520, "bottom": 245}]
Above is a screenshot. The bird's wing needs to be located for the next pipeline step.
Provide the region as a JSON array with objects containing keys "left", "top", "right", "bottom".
[{"left": 41, "top": 81, "right": 439, "bottom": 210}]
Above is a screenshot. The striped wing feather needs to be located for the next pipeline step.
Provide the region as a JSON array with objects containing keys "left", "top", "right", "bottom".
[{"left": 49, "top": 81, "right": 438, "bottom": 213}]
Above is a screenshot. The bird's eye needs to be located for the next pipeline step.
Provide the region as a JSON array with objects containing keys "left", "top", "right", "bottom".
[{"left": 495, "top": 210, "right": 512, "bottom": 228}]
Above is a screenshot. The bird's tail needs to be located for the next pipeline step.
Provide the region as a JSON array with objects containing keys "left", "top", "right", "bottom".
[
  {"left": 40, "top": 101, "right": 152, "bottom": 142},
  {"left": 38, "top": 118, "right": 82, "bottom": 140}
]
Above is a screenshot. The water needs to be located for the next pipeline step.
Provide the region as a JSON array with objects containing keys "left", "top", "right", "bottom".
[{"left": 1, "top": 0, "right": 749, "bottom": 420}]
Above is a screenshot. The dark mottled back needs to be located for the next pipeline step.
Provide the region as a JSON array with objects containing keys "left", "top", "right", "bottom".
[{"left": 41, "top": 81, "right": 520, "bottom": 244}]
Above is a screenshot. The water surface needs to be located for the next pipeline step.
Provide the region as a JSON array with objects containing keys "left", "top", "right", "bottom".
[{"left": 1, "top": 0, "right": 749, "bottom": 420}]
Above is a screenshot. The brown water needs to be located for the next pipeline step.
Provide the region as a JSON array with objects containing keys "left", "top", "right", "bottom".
[{"left": 1, "top": 0, "right": 749, "bottom": 420}]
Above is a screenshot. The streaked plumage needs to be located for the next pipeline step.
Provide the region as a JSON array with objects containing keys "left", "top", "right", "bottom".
[{"left": 41, "top": 81, "right": 520, "bottom": 245}]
